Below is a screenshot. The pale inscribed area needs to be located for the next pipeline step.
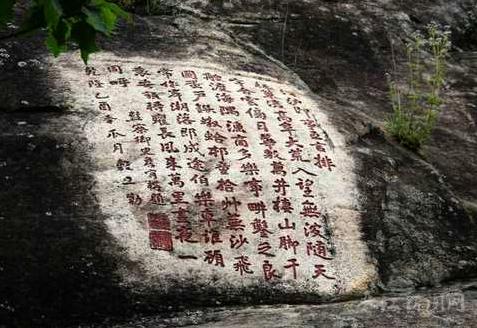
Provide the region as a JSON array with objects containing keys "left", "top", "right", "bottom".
[{"left": 60, "top": 56, "right": 376, "bottom": 296}]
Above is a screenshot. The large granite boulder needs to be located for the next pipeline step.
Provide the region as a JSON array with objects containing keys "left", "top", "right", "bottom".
[{"left": 0, "top": 1, "right": 476, "bottom": 326}]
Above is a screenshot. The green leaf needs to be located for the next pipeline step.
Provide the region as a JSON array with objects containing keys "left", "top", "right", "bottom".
[
  {"left": 46, "top": 32, "right": 65, "bottom": 56},
  {"left": 82, "top": 7, "right": 110, "bottom": 34},
  {"left": 100, "top": 6, "right": 118, "bottom": 32},
  {"left": 53, "top": 18, "right": 72, "bottom": 43},
  {"left": 46, "top": 18, "right": 71, "bottom": 56},
  {"left": 83, "top": 0, "right": 130, "bottom": 36},
  {"left": 0, "top": 0, "right": 16, "bottom": 26},
  {"left": 43, "top": 0, "right": 63, "bottom": 29},
  {"left": 103, "top": 1, "right": 130, "bottom": 20},
  {"left": 71, "top": 21, "right": 99, "bottom": 64}
]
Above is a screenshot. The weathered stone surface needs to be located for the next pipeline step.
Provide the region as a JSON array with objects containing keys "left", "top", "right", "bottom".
[
  {"left": 56, "top": 54, "right": 376, "bottom": 300},
  {"left": 160, "top": 0, "right": 477, "bottom": 290},
  {"left": 108, "top": 279, "right": 477, "bottom": 328},
  {"left": 0, "top": 0, "right": 476, "bottom": 327}
]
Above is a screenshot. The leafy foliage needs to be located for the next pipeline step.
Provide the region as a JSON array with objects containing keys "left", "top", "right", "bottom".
[
  {"left": 386, "top": 23, "right": 451, "bottom": 150},
  {"left": 0, "top": 0, "right": 130, "bottom": 63}
]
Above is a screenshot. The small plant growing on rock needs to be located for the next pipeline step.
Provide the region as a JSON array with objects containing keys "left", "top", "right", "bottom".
[{"left": 386, "top": 23, "right": 451, "bottom": 150}]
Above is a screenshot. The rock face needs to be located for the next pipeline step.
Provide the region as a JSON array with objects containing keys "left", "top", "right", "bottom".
[
  {"left": 0, "top": 0, "right": 476, "bottom": 327},
  {"left": 58, "top": 55, "right": 376, "bottom": 301},
  {"left": 110, "top": 280, "right": 477, "bottom": 328}
]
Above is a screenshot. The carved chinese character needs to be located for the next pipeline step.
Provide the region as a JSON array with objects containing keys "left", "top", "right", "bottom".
[
  {"left": 109, "top": 78, "right": 130, "bottom": 87},
  {"left": 165, "top": 156, "right": 181, "bottom": 171},
  {"left": 251, "top": 219, "right": 272, "bottom": 238},
  {"left": 232, "top": 135, "right": 249, "bottom": 147},
  {"left": 204, "top": 131, "right": 227, "bottom": 144},
  {"left": 306, "top": 241, "right": 332, "bottom": 260},
  {"left": 226, "top": 212, "right": 245, "bottom": 231},
  {"left": 113, "top": 143, "right": 123, "bottom": 154},
  {"left": 312, "top": 264, "right": 335, "bottom": 280},
  {"left": 219, "top": 106, "right": 239, "bottom": 116},
  {"left": 157, "top": 68, "right": 173, "bottom": 79},
  {"left": 278, "top": 235, "right": 299, "bottom": 254},
  {"left": 201, "top": 116, "right": 221, "bottom": 128},
  {"left": 149, "top": 193, "right": 166, "bottom": 205},
  {"left": 202, "top": 230, "right": 223, "bottom": 244},
  {"left": 134, "top": 135, "right": 151, "bottom": 145},
  {"left": 186, "top": 80, "right": 202, "bottom": 89},
  {"left": 284, "top": 258, "right": 300, "bottom": 279},
  {"left": 303, "top": 222, "right": 325, "bottom": 238},
  {"left": 200, "top": 208, "right": 216, "bottom": 227},
  {"left": 215, "top": 160, "right": 231, "bottom": 175},
  {"left": 230, "top": 234, "right": 249, "bottom": 249},
  {"left": 143, "top": 91, "right": 161, "bottom": 99},
  {"left": 158, "top": 127, "right": 175, "bottom": 139},
  {"left": 190, "top": 174, "right": 209, "bottom": 186},
  {"left": 226, "top": 120, "right": 246, "bottom": 133},
  {"left": 204, "top": 250, "right": 225, "bottom": 267},
  {"left": 272, "top": 178, "right": 290, "bottom": 196},
  {"left": 314, "top": 154, "right": 336, "bottom": 171},
  {"left": 262, "top": 260, "right": 279, "bottom": 281},
  {"left": 160, "top": 141, "right": 179, "bottom": 153},
  {"left": 103, "top": 115, "right": 117, "bottom": 124},
  {"left": 181, "top": 128, "right": 197, "bottom": 140},
  {"left": 233, "top": 256, "right": 254, "bottom": 275},
  {"left": 272, "top": 197, "right": 294, "bottom": 213},
  {"left": 278, "top": 218, "right": 296, "bottom": 230},
  {"left": 147, "top": 180, "right": 162, "bottom": 192},
  {"left": 300, "top": 201, "right": 321, "bottom": 218},
  {"left": 240, "top": 163, "right": 259, "bottom": 175},
  {"left": 187, "top": 157, "right": 207, "bottom": 172},
  {"left": 132, "top": 123, "right": 148, "bottom": 134},
  {"left": 170, "top": 101, "right": 189, "bottom": 112},
  {"left": 194, "top": 191, "right": 215, "bottom": 207},
  {"left": 168, "top": 173, "right": 185, "bottom": 188},
  {"left": 137, "top": 79, "right": 154, "bottom": 88},
  {"left": 257, "top": 241, "right": 274, "bottom": 257},
  {"left": 85, "top": 66, "right": 99, "bottom": 76},
  {"left": 107, "top": 65, "right": 123, "bottom": 74},
  {"left": 151, "top": 113, "right": 169, "bottom": 125},
  {"left": 98, "top": 101, "right": 111, "bottom": 111},
  {"left": 133, "top": 66, "right": 151, "bottom": 76},
  {"left": 146, "top": 101, "right": 164, "bottom": 111},
  {"left": 116, "top": 159, "right": 132, "bottom": 171},
  {"left": 208, "top": 146, "right": 228, "bottom": 161},
  {"left": 270, "top": 161, "right": 286, "bottom": 176},
  {"left": 126, "top": 193, "right": 142, "bottom": 206},
  {"left": 203, "top": 72, "right": 222, "bottom": 81},
  {"left": 216, "top": 178, "right": 237, "bottom": 192},
  {"left": 181, "top": 70, "right": 197, "bottom": 79},
  {"left": 247, "top": 202, "right": 267, "bottom": 218},
  {"left": 176, "top": 113, "right": 195, "bottom": 125},
  {"left": 296, "top": 178, "right": 314, "bottom": 198},
  {"left": 222, "top": 197, "right": 241, "bottom": 213},
  {"left": 244, "top": 178, "right": 263, "bottom": 197},
  {"left": 88, "top": 80, "right": 103, "bottom": 88},
  {"left": 127, "top": 111, "right": 142, "bottom": 121}
]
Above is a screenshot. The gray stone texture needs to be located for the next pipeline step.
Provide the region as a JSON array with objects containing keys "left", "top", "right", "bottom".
[{"left": 0, "top": 0, "right": 476, "bottom": 326}]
